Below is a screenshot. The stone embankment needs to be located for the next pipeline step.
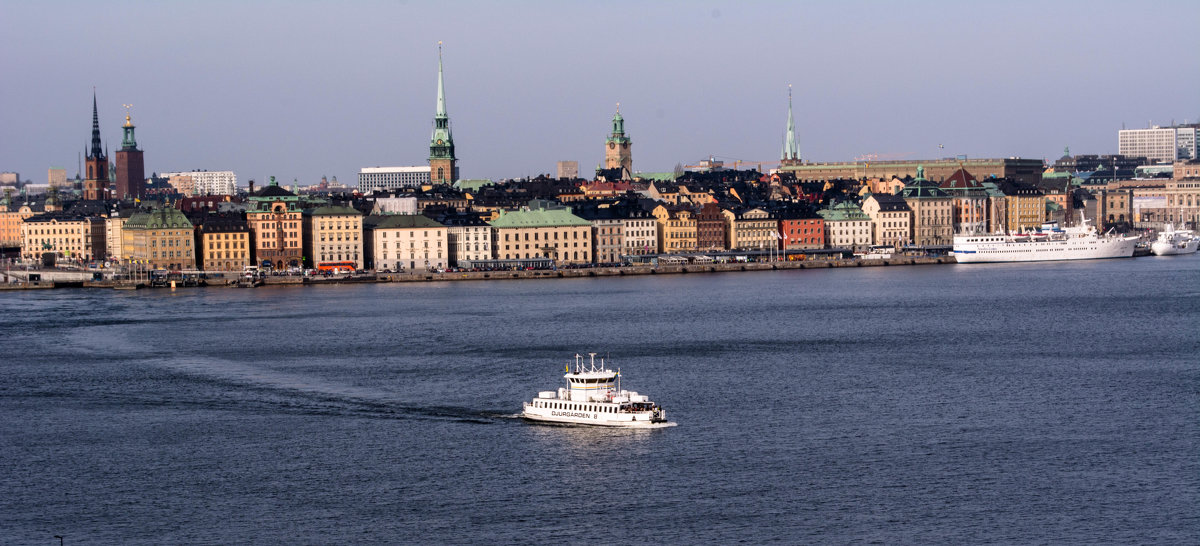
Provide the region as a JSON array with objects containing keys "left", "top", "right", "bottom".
[{"left": 0, "top": 256, "right": 954, "bottom": 290}]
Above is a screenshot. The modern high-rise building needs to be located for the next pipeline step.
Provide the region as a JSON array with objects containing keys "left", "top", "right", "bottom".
[
  {"left": 428, "top": 44, "right": 458, "bottom": 184},
  {"left": 557, "top": 161, "right": 579, "bottom": 179},
  {"left": 1118, "top": 125, "right": 1199, "bottom": 163},
  {"left": 114, "top": 110, "right": 145, "bottom": 199},
  {"left": 159, "top": 171, "right": 237, "bottom": 195},
  {"left": 357, "top": 166, "right": 431, "bottom": 191},
  {"left": 604, "top": 104, "right": 632, "bottom": 177},
  {"left": 47, "top": 168, "right": 67, "bottom": 188},
  {"left": 781, "top": 85, "right": 801, "bottom": 167},
  {"left": 83, "top": 92, "right": 110, "bottom": 201}
]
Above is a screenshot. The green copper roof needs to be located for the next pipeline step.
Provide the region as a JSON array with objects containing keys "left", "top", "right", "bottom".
[
  {"left": 489, "top": 207, "right": 591, "bottom": 228},
  {"left": 781, "top": 86, "right": 800, "bottom": 161},
  {"left": 454, "top": 179, "right": 493, "bottom": 192},
  {"left": 634, "top": 171, "right": 678, "bottom": 182},
  {"left": 817, "top": 200, "right": 870, "bottom": 222},
  {"left": 374, "top": 214, "right": 445, "bottom": 229},
  {"left": 307, "top": 205, "right": 361, "bottom": 216},
  {"left": 429, "top": 45, "right": 455, "bottom": 160},
  {"left": 125, "top": 207, "right": 193, "bottom": 230}
]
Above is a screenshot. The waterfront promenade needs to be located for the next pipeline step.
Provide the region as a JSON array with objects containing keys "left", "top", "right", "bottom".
[{"left": 0, "top": 256, "right": 954, "bottom": 290}]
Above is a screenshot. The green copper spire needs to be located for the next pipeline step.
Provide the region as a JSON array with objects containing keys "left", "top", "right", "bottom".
[
  {"left": 429, "top": 42, "right": 455, "bottom": 161},
  {"left": 607, "top": 103, "right": 629, "bottom": 144},
  {"left": 120, "top": 104, "right": 139, "bottom": 151},
  {"left": 781, "top": 85, "right": 800, "bottom": 162}
]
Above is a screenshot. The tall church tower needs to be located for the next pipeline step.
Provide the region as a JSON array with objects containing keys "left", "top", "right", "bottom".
[
  {"left": 780, "top": 85, "right": 801, "bottom": 167},
  {"left": 114, "top": 105, "right": 145, "bottom": 199},
  {"left": 428, "top": 43, "right": 457, "bottom": 184},
  {"left": 83, "top": 92, "right": 110, "bottom": 200},
  {"left": 604, "top": 103, "right": 632, "bottom": 177}
]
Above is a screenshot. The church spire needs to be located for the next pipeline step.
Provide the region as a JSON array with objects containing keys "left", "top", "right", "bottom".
[
  {"left": 436, "top": 42, "right": 447, "bottom": 117},
  {"left": 781, "top": 85, "right": 800, "bottom": 163},
  {"left": 428, "top": 42, "right": 457, "bottom": 183},
  {"left": 90, "top": 90, "right": 105, "bottom": 159}
]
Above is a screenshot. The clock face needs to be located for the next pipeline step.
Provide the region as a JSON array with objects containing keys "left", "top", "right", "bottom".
[
  {"left": 437, "top": 139, "right": 444, "bottom": 145},
  {"left": 608, "top": 142, "right": 615, "bottom": 150}
]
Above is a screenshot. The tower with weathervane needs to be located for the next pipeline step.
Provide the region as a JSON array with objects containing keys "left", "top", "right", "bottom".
[
  {"left": 428, "top": 43, "right": 458, "bottom": 184},
  {"left": 604, "top": 104, "right": 632, "bottom": 178},
  {"left": 114, "top": 104, "right": 145, "bottom": 199},
  {"left": 83, "top": 92, "right": 110, "bottom": 201}
]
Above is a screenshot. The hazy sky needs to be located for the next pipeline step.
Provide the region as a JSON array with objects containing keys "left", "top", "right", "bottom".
[{"left": 3, "top": 0, "right": 1198, "bottom": 186}]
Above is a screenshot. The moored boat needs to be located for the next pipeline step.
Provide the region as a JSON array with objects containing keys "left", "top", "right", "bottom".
[
  {"left": 953, "top": 215, "right": 1136, "bottom": 263},
  {"left": 522, "top": 353, "right": 674, "bottom": 428},
  {"left": 1150, "top": 224, "right": 1198, "bottom": 256}
]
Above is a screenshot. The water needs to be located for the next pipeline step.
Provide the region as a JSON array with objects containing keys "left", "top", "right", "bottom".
[{"left": 2, "top": 258, "right": 1198, "bottom": 544}]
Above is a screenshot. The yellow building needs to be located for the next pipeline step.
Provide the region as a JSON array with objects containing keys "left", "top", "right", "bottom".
[
  {"left": 196, "top": 214, "right": 251, "bottom": 271},
  {"left": 1004, "top": 189, "right": 1047, "bottom": 232},
  {"left": 121, "top": 207, "right": 195, "bottom": 270},
  {"left": 489, "top": 204, "right": 592, "bottom": 264},
  {"left": 652, "top": 205, "right": 697, "bottom": 254},
  {"left": 1, "top": 195, "right": 37, "bottom": 246},
  {"left": 303, "top": 206, "right": 363, "bottom": 269}
]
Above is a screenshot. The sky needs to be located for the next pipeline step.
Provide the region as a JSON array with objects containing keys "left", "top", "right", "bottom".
[{"left": 2, "top": 0, "right": 1199, "bottom": 186}]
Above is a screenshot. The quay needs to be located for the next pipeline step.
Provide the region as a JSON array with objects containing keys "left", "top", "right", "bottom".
[{"left": 0, "top": 256, "right": 954, "bottom": 290}]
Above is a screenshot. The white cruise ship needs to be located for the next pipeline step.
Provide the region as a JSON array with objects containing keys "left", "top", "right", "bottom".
[
  {"left": 1150, "top": 224, "right": 1198, "bottom": 256},
  {"left": 953, "top": 216, "right": 1136, "bottom": 263},
  {"left": 522, "top": 354, "right": 674, "bottom": 428}
]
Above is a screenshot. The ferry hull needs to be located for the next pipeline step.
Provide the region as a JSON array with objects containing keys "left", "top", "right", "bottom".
[
  {"left": 1151, "top": 240, "right": 1199, "bottom": 256},
  {"left": 953, "top": 238, "right": 1136, "bottom": 263},
  {"left": 521, "top": 410, "right": 675, "bottom": 428}
]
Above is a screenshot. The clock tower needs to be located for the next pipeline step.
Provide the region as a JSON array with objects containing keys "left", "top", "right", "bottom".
[
  {"left": 604, "top": 104, "right": 632, "bottom": 178},
  {"left": 428, "top": 43, "right": 458, "bottom": 184}
]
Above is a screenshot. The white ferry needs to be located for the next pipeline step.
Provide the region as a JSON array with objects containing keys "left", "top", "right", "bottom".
[
  {"left": 1150, "top": 224, "right": 1198, "bottom": 256},
  {"left": 953, "top": 215, "right": 1136, "bottom": 263},
  {"left": 522, "top": 353, "right": 675, "bottom": 428}
]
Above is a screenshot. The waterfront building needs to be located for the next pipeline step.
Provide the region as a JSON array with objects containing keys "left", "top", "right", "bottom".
[
  {"left": 604, "top": 105, "right": 632, "bottom": 178},
  {"left": 121, "top": 207, "right": 195, "bottom": 270},
  {"left": 1130, "top": 179, "right": 1200, "bottom": 228},
  {"left": 860, "top": 192, "right": 912, "bottom": 248},
  {"left": 20, "top": 211, "right": 106, "bottom": 262},
  {"left": 780, "top": 85, "right": 801, "bottom": 167},
  {"left": 246, "top": 177, "right": 303, "bottom": 269},
  {"left": 83, "top": 93, "right": 110, "bottom": 201},
  {"left": 899, "top": 167, "right": 954, "bottom": 246},
  {"left": 723, "top": 207, "right": 777, "bottom": 251},
  {"left": 104, "top": 207, "right": 136, "bottom": 261},
  {"left": 1119, "top": 125, "right": 1199, "bottom": 163},
  {"left": 303, "top": 206, "right": 363, "bottom": 269},
  {"left": 1001, "top": 182, "right": 1046, "bottom": 232},
  {"left": 652, "top": 205, "right": 697, "bottom": 254},
  {"left": 938, "top": 167, "right": 989, "bottom": 235},
  {"left": 574, "top": 206, "right": 625, "bottom": 264},
  {"left": 622, "top": 213, "right": 658, "bottom": 259},
  {"left": 113, "top": 111, "right": 145, "bottom": 199},
  {"left": 159, "top": 171, "right": 237, "bottom": 196},
  {"left": 370, "top": 214, "right": 447, "bottom": 272},
  {"left": 489, "top": 203, "right": 592, "bottom": 264},
  {"left": 196, "top": 213, "right": 250, "bottom": 271},
  {"left": 778, "top": 215, "right": 825, "bottom": 250},
  {"left": 817, "top": 201, "right": 872, "bottom": 251},
  {"left": 437, "top": 212, "right": 492, "bottom": 267},
  {"left": 782, "top": 157, "right": 1044, "bottom": 186},
  {"left": 429, "top": 45, "right": 458, "bottom": 184},
  {"left": 695, "top": 202, "right": 729, "bottom": 252}
]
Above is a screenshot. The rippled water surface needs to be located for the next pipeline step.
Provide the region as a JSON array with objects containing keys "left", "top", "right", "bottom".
[{"left": 2, "top": 258, "right": 1198, "bottom": 543}]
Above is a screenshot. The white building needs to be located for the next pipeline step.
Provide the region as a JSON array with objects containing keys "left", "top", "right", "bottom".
[
  {"left": 160, "top": 171, "right": 237, "bottom": 195},
  {"left": 443, "top": 216, "right": 493, "bottom": 267},
  {"left": 1119, "top": 126, "right": 1199, "bottom": 163},
  {"left": 622, "top": 217, "right": 657, "bottom": 258},
  {"left": 370, "top": 214, "right": 447, "bottom": 272},
  {"left": 358, "top": 166, "right": 431, "bottom": 192}
]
